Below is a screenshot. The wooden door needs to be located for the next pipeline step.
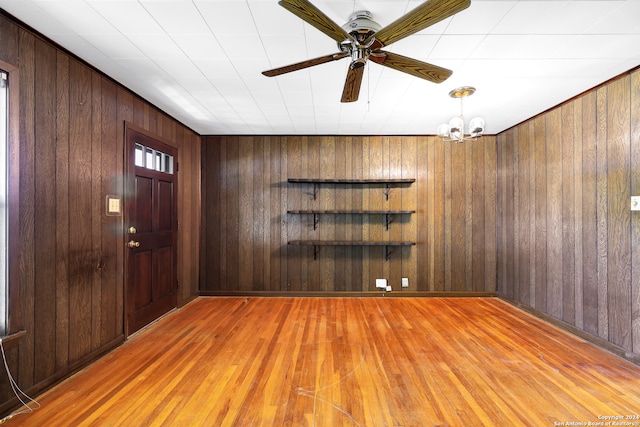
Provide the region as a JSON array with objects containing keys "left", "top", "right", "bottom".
[{"left": 125, "top": 128, "right": 178, "bottom": 335}]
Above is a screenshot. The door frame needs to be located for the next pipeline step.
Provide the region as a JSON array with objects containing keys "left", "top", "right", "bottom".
[{"left": 123, "top": 123, "right": 179, "bottom": 337}]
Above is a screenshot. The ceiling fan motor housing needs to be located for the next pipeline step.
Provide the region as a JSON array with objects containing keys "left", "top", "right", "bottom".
[
  {"left": 340, "top": 11, "right": 382, "bottom": 69},
  {"left": 341, "top": 11, "right": 382, "bottom": 40}
]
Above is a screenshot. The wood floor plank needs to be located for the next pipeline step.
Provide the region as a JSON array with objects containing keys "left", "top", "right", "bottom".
[{"left": 5, "top": 297, "right": 640, "bottom": 426}]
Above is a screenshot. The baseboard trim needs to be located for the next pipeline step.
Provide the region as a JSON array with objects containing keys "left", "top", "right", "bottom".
[
  {"left": 199, "top": 290, "right": 499, "bottom": 298},
  {"left": 498, "top": 295, "right": 640, "bottom": 366},
  {"left": 0, "top": 334, "right": 125, "bottom": 418}
]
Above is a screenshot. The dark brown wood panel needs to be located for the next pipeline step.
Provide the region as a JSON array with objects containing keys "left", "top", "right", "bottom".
[
  {"left": 0, "top": 13, "right": 201, "bottom": 416},
  {"left": 570, "top": 97, "right": 584, "bottom": 330},
  {"left": 596, "top": 86, "right": 609, "bottom": 341},
  {"left": 33, "top": 38, "right": 57, "bottom": 384},
  {"left": 417, "top": 137, "right": 430, "bottom": 291},
  {"left": 496, "top": 67, "right": 640, "bottom": 362},
  {"left": 582, "top": 90, "right": 598, "bottom": 337},
  {"left": 201, "top": 135, "right": 497, "bottom": 295},
  {"left": 516, "top": 122, "right": 530, "bottom": 303},
  {"left": 433, "top": 136, "right": 446, "bottom": 291},
  {"left": 546, "top": 108, "right": 563, "bottom": 320},
  {"left": 226, "top": 138, "right": 240, "bottom": 290},
  {"left": 55, "top": 50, "right": 71, "bottom": 372},
  {"left": 90, "top": 72, "right": 103, "bottom": 353},
  {"left": 68, "top": 57, "right": 94, "bottom": 363},
  {"left": 632, "top": 71, "right": 640, "bottom": 356},
  {"left": 238, "top": 136, "right": 253, "bottom": 292},
  {"left": 607, "top": 75, "right": 632, "bottom": 349},
  {"left": 318, "top": 137, "right": 334, "bottom": 292},
  {"left": 401, "top": 137, "right": 417, "bottom": 289},
  {"left": 451, "top": 142, "right": 466, "bottom": 291},
  {"left": 471, "top": 137, "right": 486, "bottom": 293},
  {"left": 17, "top": 29, "right": 36, "bottom": 391},
  {"left": 99, "top": 78, "right": 119, "bottom": 346},
  {"left": 334, "top": 138, "right": 348, "bottom": 292},
  {"left": 533, "top": 115, "right": 547, "bottom": 312},
  {"left": 561, "top": 100, "right": 576, "bottom": 326}
]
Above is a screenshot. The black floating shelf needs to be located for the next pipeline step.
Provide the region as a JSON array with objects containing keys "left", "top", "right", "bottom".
[
  {"left": 287, "top": 210, "right": 416, "bottom": 230},
  {"left": 287, "top": 178, "right": 415, "bottom": 184},
  {"left": 287, "top": 210, "right": 415, "bottom": 214},
  {"left": 288, "top": 240, "right": 416, "bottom": 260},
  {"left": 288, "top": 178, "right": 415, "bottom": 200}
]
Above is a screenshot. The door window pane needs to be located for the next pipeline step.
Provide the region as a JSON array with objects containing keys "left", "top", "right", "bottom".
[
  {"left": 134, "top": 143, "right": 144, "bottom": 167},
  {"left": 145, "top": 147, "right": 154, "bottom": 169}
]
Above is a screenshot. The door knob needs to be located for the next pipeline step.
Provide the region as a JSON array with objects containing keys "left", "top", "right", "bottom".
[
  {"left": 128, "top": 226, "right": 137, "bottom": 234},
  {"left": 128, "top": 240, "right": 140, "bottom": 248}
]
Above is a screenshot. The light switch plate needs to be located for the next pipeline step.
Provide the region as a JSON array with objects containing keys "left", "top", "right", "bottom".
[
  {"left": 106, "top": 195, "right": 122, "bottom": 216},
  {"left": 402, "top": 277, "right": 409, "bottom": 288},
  {"left": 376, "top": 279, "right": 387, "bottom": 289}
]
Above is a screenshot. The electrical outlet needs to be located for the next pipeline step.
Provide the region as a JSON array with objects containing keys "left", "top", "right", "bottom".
[
  {"left": 376, "top": 279, "right": 387, "bottom": 289},
  {"left": 402, "top": 277, "right": 409, "bottom": 288}
]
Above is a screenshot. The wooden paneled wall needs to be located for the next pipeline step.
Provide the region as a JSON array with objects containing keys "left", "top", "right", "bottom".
[
  {"left": 496, "top": 68, "right": 640, "bottom": 360},
  {"left": 201, "top": 135, "right": 497, "bottom": 294},
  {"left": 0, "top": 13, "right": 201, "bottom": 413}
]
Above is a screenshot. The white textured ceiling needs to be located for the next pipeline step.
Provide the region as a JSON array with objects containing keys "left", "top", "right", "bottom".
[{"left": 1, "top": 0, "right": 639, "bottom": 135}]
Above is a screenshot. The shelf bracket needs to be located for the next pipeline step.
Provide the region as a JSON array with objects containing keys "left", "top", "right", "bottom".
[
  {"left": 385, "top": 245, "right": 396, "bottom": 260},
  {"left": 313, "top": 213, "right": 319, "bottom": 230},
  {"left": 385, "top": 213, "right": 393, "bottom": 231},
  {"left": 313, "top": 245, "right": 319, "bottom": 260},
  {"left": 384, "top": 183, "right": 391, "bottom": 200},
  {"left": 312, "top": 183, "right": 318, "bottom": 200}
]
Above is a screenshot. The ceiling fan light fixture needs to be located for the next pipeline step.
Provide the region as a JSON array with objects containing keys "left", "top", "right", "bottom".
[{"left": 437, "top": 86, "right": 484, "bottom": 143}]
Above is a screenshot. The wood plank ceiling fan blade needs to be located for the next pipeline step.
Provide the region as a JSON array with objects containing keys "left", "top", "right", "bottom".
[
  {"left": 278, "top": 0, "right": 354, "bottom": 43},
  {"left": 262, "top": 52, "right": 350, "bottom": 77},
  {"left": 371, "top": 51, "right": 452, "bottom": 83},
  {"left": 367, "top": 0, "right": 470, "bottom": 48},
  {"left": 340, "top": 65, "right": 365, "bottom": 103}
]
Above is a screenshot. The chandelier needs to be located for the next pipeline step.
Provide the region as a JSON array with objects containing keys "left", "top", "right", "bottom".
[{"left": 436, "top": 86, "right": 485, "bottom": 143}]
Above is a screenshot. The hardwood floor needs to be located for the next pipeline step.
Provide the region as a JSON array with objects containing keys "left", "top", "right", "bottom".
[{"left": 5, "top": 297, "right": 640, "bottom": 426}]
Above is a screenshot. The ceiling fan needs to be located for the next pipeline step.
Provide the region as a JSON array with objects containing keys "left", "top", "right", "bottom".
[{"left": 262, "top": 0, "right": 471, "bottom": 103}]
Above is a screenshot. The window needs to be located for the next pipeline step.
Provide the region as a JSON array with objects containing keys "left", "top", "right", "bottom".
[
  {"left": 1, "top": 70, "right": 8, "bottom": 336},
  {"left": 134, "top": 142, "right": 174, "bottom": 174}
]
